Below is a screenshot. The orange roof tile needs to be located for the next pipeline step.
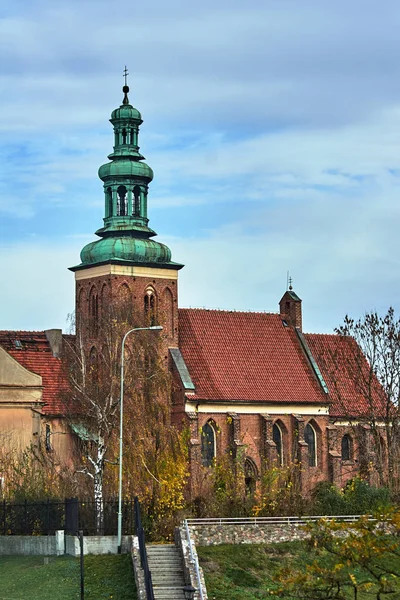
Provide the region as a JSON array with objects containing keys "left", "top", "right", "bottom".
[
  {"left": 0, "top": 331, "right": 68, "bottom": 415},
  {"left": 305, "top": 333, "right": 387, "bottom": 418},
  {"left": 178, "top": 309, "right": 328, "bottom": 404}
]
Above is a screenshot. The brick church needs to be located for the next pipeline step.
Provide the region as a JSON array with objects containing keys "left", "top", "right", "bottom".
[{"left": 0, "top": 83, "right": 384, "bottom": 498}]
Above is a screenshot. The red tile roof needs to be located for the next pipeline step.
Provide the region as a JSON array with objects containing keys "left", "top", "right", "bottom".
[
  {"left": 0, "top": 331, "right": 68, "bottom": 415},
  {"left": 178, "top": 309, "right": 328, "bottom": 404},
  {"left": 305, "top": 333, "right": 387, "bottom": 418}
]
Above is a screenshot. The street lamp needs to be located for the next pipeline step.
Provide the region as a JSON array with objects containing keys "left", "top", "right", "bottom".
[{"left": 117, "top": 324, "right": 163, "bottom": 554}]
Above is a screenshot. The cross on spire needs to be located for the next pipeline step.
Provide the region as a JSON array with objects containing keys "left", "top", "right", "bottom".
[{"left": 123, "top": 66, "right": 129, "bottom": 86}]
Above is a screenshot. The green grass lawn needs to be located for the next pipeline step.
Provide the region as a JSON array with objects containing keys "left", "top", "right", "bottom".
[
  {"left": 0, "top": 554, "right": 136, "bottom": 600},
  {"left": 197, "top": 541, "right": 400, "bottom": 599}
]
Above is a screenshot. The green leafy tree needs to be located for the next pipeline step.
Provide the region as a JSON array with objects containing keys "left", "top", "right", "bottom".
[{"left": 277, "top": 510, "right": 400, "bottom": 599}]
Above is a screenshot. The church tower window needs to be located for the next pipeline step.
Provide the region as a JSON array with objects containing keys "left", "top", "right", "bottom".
[
  {"left": 117, "top": 186, "right": 127, "bottom": 216},
  {"left": 144, "top": 288, "right": 157, "bottom": 326},
  {"left": 106, "top": 187, "right": 112, "bottom": 217},
  {"left": 134, "top": 186, "right": 141, "bottom": 216},
  {"left": 89, "top": 287, "right": 99, "bottom": 336}
]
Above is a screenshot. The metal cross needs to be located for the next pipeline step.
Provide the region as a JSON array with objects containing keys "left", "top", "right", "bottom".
[{"left": 123, "top": 66, "right": 129, "bottom": 86}]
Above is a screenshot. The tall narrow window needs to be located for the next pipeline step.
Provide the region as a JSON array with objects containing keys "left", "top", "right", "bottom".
[
  {"left": 45, "top": 424, "right": 52, "bottom": 453},
  {"left": 163, "top": 288, "right": 174, "bottom": 336},
  {"left": 341, "top": 434, "right": 352, "bottom": 461},
  {"left": 89, "top": 288, "right": 98, "bottom": 336},
  {"left": 273, "top": 423, "right": 283, "bottom": 465},
  {"left": 130, "top": 128, "right": 134, "bottom": 144},
  {"left": 122, "top": 128, "right": 127, "bottom": 144},
  {"left": 201, "top": 422, "right": 216, "bottom": 467},
  {"left": 134, "top": 186, "right": 141, "bottom": 216},
  {"left": 117, "top": 186, "right": 127, "bottom": 216},
  {"left": 304, "top": 423, "right": 317, "bottom": 467},
  {"left": 244, "top": 458, "right": 257, "bottom": 496},
  {"left": 144, "top": 288, "right": 157, "bottom": 326},
  {"left": 106, "top": 187, "right": 112, "bottom": 217}
]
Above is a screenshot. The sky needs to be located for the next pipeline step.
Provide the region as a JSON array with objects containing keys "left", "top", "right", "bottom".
[{"left": 1, "top": 0, "right": 400, "bottom": 334}]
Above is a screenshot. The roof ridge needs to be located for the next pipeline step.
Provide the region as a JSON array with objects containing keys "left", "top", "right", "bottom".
[
  {"left": 179, "top": 307, "right": 279, "bottom": 316},
  {"left": 0, "top": 330, "right": 47, "bottom": 335}
]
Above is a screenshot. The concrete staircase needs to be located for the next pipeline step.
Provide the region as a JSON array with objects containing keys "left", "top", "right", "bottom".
[{"left": 147, "top": 544, "right": 187, "bottom": 600}]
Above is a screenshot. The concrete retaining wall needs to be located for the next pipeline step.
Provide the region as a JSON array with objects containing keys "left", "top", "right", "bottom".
[
  {"left": 0, "top": 533, "right": 131, "bottom": 556},
  {"left": 66, "top": 534, "right": 131, "bottom": 556},
  {"left": 0, "top": 535, "right": 57, "bottom": 556}
]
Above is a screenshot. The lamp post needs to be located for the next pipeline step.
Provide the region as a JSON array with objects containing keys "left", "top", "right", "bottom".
[{"left": 117, "top": 324, "right": 163, "bottom": 554}]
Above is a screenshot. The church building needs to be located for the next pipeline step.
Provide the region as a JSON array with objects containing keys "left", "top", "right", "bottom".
[{"left": 0, "top": 83, "right": 385, "bottom": 498}]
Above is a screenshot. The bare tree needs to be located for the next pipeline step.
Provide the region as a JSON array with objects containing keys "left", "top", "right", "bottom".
[
  {"left": 63, "top": 303, "right": 168, "bottom": 533},
  {"left": 316, "top": 308, "right": 400, "bottom": 491}
]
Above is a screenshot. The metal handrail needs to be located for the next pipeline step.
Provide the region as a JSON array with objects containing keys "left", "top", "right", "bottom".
[
  {"left": 184, "top": 519, "right": 204, "bottom": 600},
  {"left": 134, "top": 497, "right": 154, "bottom": 600},
  {"left": 185, "top": 515, "right": 362, "bottom": 526}
]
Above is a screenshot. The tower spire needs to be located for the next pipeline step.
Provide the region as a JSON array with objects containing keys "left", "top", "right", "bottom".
[
  {"left": 71, "top": 82, "right": 183, "bottom": 271},
  {"left": 122, "top": 66, "right": 130, "bottom": 105}
]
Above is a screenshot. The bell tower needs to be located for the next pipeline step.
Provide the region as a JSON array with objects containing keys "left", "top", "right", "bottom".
[{"left": 69, "top": 77, "right": 183, "bottom": 346}]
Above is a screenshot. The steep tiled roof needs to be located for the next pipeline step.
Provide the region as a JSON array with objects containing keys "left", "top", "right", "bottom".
[
  {"left": 178, "top": 309, "right": 328, "bottom": 404},
  {"left": 305, "top": 333, "right": 387, "bottom": 418},
  {"left": 0, "top": 331, "right": 68, "bottom": 415}
]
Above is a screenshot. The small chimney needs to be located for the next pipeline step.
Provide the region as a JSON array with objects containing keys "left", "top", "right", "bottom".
[
  {"left": 45, "top": 329, "right": 63, "bottom": 357},
  {"left": 279, "top": 288, "right": 302, "bottom": 331}
]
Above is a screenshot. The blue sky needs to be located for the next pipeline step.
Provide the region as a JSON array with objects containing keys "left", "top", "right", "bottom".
[{"left": 1, "top": 0, "right": 400, "bottom": 333}]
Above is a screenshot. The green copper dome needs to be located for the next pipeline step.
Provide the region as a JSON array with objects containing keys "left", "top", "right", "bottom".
[
  {"left": 98, "top": 159, "right": 153, "bottom": 181},
  {"left": 111, "top": 104, "right": 142, "bottom": 122},
  {"left": 69, "top": 79, "right": 183, "bottom": 273},
  {"left": 80, "top": 236, "right": 172, "bottom": 265}
]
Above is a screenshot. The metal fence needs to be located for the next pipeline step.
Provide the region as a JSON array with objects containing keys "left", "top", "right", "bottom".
[{"left": 0, "top": 498, "right": 136, "bottom": 536}]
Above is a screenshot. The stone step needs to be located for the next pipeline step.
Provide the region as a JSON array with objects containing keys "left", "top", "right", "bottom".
[{"left": 146, "top": 543, "right": 186, "bottom": 599}]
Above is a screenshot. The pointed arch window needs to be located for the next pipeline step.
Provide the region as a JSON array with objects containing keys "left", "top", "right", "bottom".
[
  {"left": 144, "top": 288, "right": 157, "bottom": 326},
  {"left": 244, "top": 458, "right": 258, "bottom": 496},
  {"left": 272, "top": 423, "right": 283, "bottom": 465},
  {"left": 201, "top": 422, "right": 216, "bottom": 467},
  {"left": 163, "top": 287, "right": 174, "bottom": 336},
  {"left": 89, "top": 288, "right": 99, "bottom": 337},
  {"left": 341, "top": 434, "right": 353, "bottom": 461},
  {"left": 304, "top": 423, "right": 317, "bottom": 467}
]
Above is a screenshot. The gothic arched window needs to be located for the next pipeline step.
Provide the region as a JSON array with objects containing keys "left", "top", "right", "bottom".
[
  {"left": 244, "top": 458, "right": 258, "bottom": 496},
  {"left": 144, "top": 288, "right": 157, "bottom": 326},
  {"left": 89, "top": 288, "right": 98, "bottom": 337},
  {"left": 201, "top": 422, "right": 216, "bottom": 467},
  {"left": 163, "top": 287, "right": 174, "bottom": 336},
  {"left": 304, "top": 423, "right": 317, "bottom": 467},
  {"left": 273, "top": 422, "right": 283, "bottom": 465},
  {"left": 341, "top": 434, "right": 353, "bottom": 461}
]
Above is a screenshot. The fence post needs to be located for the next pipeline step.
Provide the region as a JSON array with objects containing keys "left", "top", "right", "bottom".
[
  {"left": 24, "top": 499, "right": 27, "bottom": 535},
  {"left": 65, "top": 498, "right": 79, "bottom": 535}
]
